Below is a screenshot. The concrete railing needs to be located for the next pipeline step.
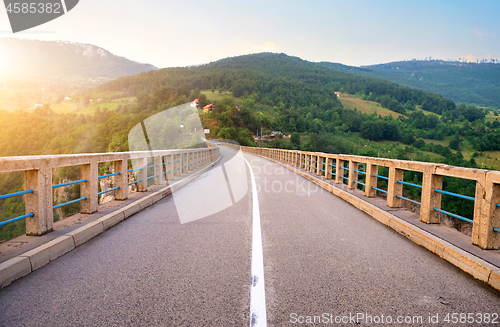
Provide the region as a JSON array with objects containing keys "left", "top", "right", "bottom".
[
  {"left": 242, "top": 146, "right": 500, "bottom": 250},
  {"left": 0, "top": 147, "right": 220, "bottom": 237}
]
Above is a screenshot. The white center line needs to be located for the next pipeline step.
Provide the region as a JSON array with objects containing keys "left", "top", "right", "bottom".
[{"left": 240, "top": 154, "right": 267, "bottom": 327}]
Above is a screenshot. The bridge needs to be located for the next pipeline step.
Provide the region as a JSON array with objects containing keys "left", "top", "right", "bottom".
[{"left": 0, "top": 144, "right": 499, "bottom": 326}]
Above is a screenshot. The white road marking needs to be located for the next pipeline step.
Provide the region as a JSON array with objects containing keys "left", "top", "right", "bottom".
[{"left": 241, "top": 154, "right": 267, "bottom": 327}]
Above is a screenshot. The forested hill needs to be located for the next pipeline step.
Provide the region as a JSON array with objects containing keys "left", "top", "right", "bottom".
[
  {"left": 0, "top": 38, "right": 157, "bottom": 83},
  {"left": 97, "top": 53, "right": 455, "bottom": 116},
  {"left": 319, "top": 60, "right": 500, "bottom": 108}
]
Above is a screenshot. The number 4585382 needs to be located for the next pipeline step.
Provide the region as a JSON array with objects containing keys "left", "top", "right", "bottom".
[{"left": 6, "top": 3, "right": 62, "bottom": 14}]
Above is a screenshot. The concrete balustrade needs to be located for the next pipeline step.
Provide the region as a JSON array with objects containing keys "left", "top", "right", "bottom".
[
  {"left": 242, "top": 146, "right": 500, "bottom": 250},
  {"left": 0, "top": 147, "right": 220, "bottom": 237}
]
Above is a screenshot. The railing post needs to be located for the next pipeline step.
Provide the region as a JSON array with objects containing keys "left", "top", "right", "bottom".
[
  {"left": 335, "top": 158, "right": 343, "bottom": 184},
  {"left": 184, "top": 152, "right": 189, "bottom": 173},
  {"left": 136, "top": 157, "right": 148, "bottom": 192},
  {"left": 24, "top": 163, "right": 53, "bottom": 236},
  {"left": 80, "top": 160, "right": 99, "bottom": 213},
  {"left": 324, "top": 157, "right": 331, "bottom": 179},
  {"left": 114, "top": 159, "right": 128, "bottom": 200},
  {"left": 364, "top": 163, "right": 378, "bottom": 197},
  {"left": 472, "top": 173, "right": 500, "bottom": 249},
  {"left": 168, "top": 154, "right": 174, "bottom": 181},
  {"left": 153, "top": 156, "right": 164, "bottom": 185},
  {"left": 348, "top": 160, "right": 358, "bottom": 189},
  {"left": 316, "top": 155, "right": 323, "bottom": 176},
  {"left": 420, "top": 170, "right": 442, "bottom": 224},
  {"left": 386, "top": 166, "right": 403, "bottom": 208}
]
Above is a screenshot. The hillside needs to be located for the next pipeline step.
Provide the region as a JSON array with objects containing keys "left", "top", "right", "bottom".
[
  {"left": 319, "top": 60, "right": 500, "bottom": 108},
  {"left": 0, "top": 38, "right": 157, "bottom": 82},
  {"left": 0, "top": 38, "right": 157, "bottom": 110}
]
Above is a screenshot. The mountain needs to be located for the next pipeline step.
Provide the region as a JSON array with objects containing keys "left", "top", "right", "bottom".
[
  {"left": 318, "top": 60, "right": 500, "bottom": 108},
  {"left": 0, "top": 38, "right": 157, "bottom": 84}
]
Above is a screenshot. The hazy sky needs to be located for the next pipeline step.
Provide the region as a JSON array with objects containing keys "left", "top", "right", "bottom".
[{"left": 0, "top": 0, "right": 499, "bottom": 68}]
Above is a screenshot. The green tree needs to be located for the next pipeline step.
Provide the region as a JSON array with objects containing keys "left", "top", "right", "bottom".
[{"left": 290, "top": 132, "right": 301, "bottom": 147}]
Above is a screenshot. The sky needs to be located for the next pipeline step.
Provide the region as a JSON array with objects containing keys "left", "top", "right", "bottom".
[{"left": 0, "top": 0, "right": 499, "bottom": 68}]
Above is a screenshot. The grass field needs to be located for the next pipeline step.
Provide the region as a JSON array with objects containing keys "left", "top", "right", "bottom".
[
  {"left": 338, "top": 94, "right": 440, "bottom": 119},
  {"left": 338, "top": 96, "right": 405, "bottom": 119},
  {"left": 200, "top": 90, "right": 237, "bottom": 102},
  {"left": 52, "top": 97, "right": 136, "bottom": 115}
]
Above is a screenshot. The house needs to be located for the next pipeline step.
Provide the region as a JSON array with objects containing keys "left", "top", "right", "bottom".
[
  {"left": 190, "top": 99, "right": 199, "bottom": 108},
  {"left": 203, "top": 104, "right": 215, "bottom": 113},
  {"left": 269, "top": 131, "right": 284, "bottom": 139},
  {"left": 64, "top": 96, "right": 72, "bottom": 101},
  {"left": 334, "top": 92, "right": 340, "bottom": 97}
]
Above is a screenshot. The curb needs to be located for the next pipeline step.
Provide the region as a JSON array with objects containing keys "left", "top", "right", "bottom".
[
  {"left": 249, "top": 153, "right": 500, "bottom": 293},
  {"left": 0, "top": 155, "right": 222, "bottom": 289}
]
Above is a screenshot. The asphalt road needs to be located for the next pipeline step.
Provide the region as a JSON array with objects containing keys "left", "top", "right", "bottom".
[{"left": 0, "top": 146, "right": 499, "bottom": 326}]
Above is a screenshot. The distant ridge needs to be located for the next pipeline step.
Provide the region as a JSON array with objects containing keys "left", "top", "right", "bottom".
[
  {"left": 318, "top": 60, "right": 500, "bottom": 108},
  {"left": 0, "top": 38, "right": 157, "bottom": 84}
]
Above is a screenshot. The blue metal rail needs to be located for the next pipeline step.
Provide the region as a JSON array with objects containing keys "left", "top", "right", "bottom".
[
  {"left": 494, "top": 228, "right": 499, "bottom": 233},
  {"left": 163, "top": 162, "right": 170, "bottom": 165},
  {"left": 354, "top": 180, "right": 365, "bottom": 186},
  {"left": 498, "top": 203, "right": 500, "bottom": 207},
  {"left": 147, "top": 174, "right": 158, "bottom": 180},
  {"left": 128, "top": 180, "right": 142, "bottom": 185},
  {"left": 372, "top": 186, "right": 388, "bottom": 194},
  {"left": 341, "top": 176, "right": 349, "bottom": 181},
  {"left": 354, "top": 170, "right": 366, "bottom": 175},
  {"left": 341, "top": 166, "right": 349, "bottom": 170},
  {"left": 0, "top": 189, "right": 34, "bottom": 200},
  {"left": 173, "top": 160, "right": 180, "bottom": 163},
  {"left": 163, "top": 170, "right": 170, "bottom": 174},
  {"left": 328, "top": 171, "right": 335, "bottom": 175},
  {"left": 320, "top": 168, "right": 325, "bottom": 172},
  {"left": 0, "top": 213, "right": 34, "bottom": 227},
  {"left": 98, "top": 172, "right": 119, "bottom": 180},
  {"left": 329, "top": 163, "right": 336, "bottom": 167},
  {"left": 98, "top": 186, "right": 120, "bottom": 196},
  {"left": 53, "top": 197, "right": 87, "bottom": 209},
  {"left": 397, "top": 180, "right": 422, "bottom": 188},
  {"left": 127, "top": 167, "right": 141, "bottom": 172},
  {"left": 434, "top": 207, "right": 473, "bottom": 224},
  {"left": 397, "top": 195, "right": 421, "bottom": 206},
  {"left": 147, "top": 165, "right": 158, "bottom": 168},
  {"left": 435, "top": 189, "right": 475, "bottom": 201},
  {"left": 373, "top": 174, "right": 389, "bottom": 180},
  {"left": 52, "top": 179, "right": 87, "bottom": 189}
]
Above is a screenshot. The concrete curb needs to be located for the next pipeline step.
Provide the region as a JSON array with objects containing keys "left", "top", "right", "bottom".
[
  {"left": 0, "top": 155, "right": 222, "bottom": 289},
  {"left": 250, "top": 153, "right": 500, "bottom": 292}
]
